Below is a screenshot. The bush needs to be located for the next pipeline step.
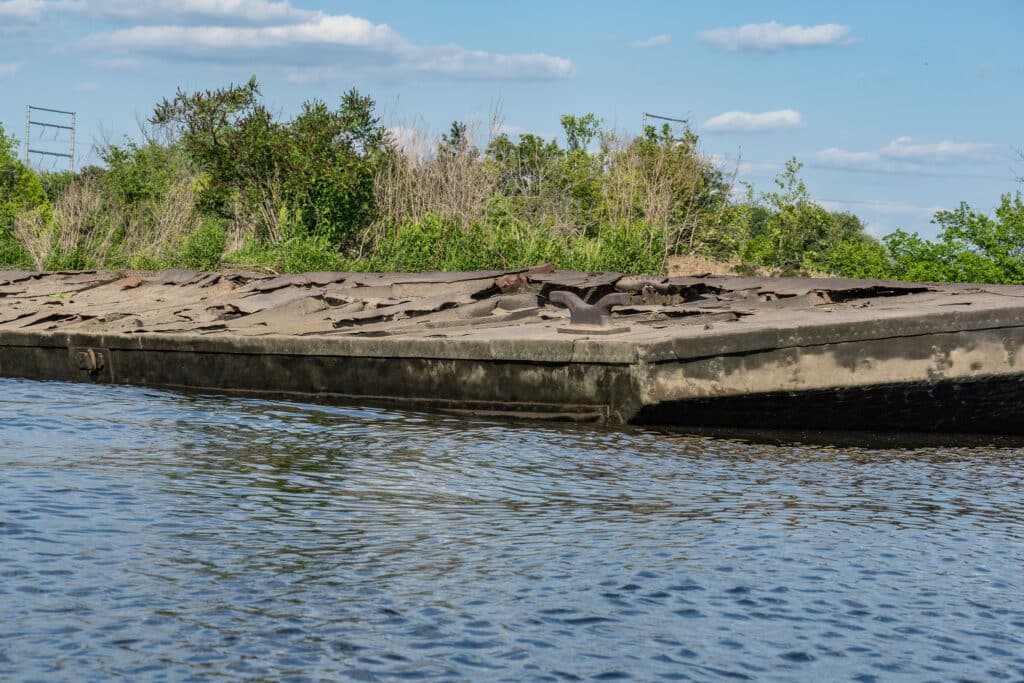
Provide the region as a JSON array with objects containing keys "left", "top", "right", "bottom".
[
  {"left": 0, "top": 233, "right": 32, "bottom": 268},
  {"left": 12, "top": 81, "right": 1020, "bottom": 283},
  {"left": 181, "top": 218, "right": 227, "bottom": 270},
  {"left": 45, "top": 247, "right": 90, "bottom": 271},
  {"left": 276, "top": 234, "right": 344, "bottom": 273},
  {"left": 816, "top": 239, "right": 892, "bottom": 279},
  {"left": 151, "top": 78, "right": 391, "bottom": 249},
  {"left": 360, "top": 213, "right": 669, "bottom": 274}
]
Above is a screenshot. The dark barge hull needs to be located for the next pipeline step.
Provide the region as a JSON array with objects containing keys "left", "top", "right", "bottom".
[{"left": 3, "top": 268, "right": 1024, "bottom": 434}]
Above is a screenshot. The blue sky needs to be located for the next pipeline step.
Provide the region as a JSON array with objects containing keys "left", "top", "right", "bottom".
[{"left": 1, "top": 0, "right": 1021, "bottom": 238}]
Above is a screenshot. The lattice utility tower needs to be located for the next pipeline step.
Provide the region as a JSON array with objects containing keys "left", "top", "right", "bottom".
[
  {"left": 24, "top": 105, "right": 76, "bottom": 171},
  {"left": 641, "top": 112, "right": 689, "bottom": 132}
]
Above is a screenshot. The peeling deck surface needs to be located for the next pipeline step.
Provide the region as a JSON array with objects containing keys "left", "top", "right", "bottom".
[
  {"left": 2, "top": 265, "right": 1020, "bottom": 342},
  {"left": 3, "top": 266, "right": 1024, "bottom": 432}
]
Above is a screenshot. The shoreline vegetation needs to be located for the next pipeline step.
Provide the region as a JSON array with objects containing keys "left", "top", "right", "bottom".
[{"left": 2, "top": 77, "right": 1022, "bottom": 282}]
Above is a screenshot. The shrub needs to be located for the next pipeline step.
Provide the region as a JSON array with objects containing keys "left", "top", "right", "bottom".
[
  {"left": 0, "top": 233, "right": 32, "bottom": 268},
  {"left": 151, "top": 78, "right": 391, "bottom": 249},
  {"left": 181, "top": 217, "right": 227, "bottom": 270},
  {"left": 816, "top": 239, "right": 892, "bottom": 279},
  {"left": 276, "top": 234, "right": 345, "bottom": 273}
]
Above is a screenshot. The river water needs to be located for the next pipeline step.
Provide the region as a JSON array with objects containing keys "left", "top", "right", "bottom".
[{"left": 1, "top": 377, "right": 1022, "bottom": 681}]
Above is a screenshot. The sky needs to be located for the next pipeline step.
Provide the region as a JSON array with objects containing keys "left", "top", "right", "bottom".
[{"left": 1, "top": 0, "right": 1021, "bottom": 239}]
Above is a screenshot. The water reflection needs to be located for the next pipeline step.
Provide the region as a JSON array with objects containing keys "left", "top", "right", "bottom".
[{"left": 1, "top": 378, "right": 1023, "bottom": 680}]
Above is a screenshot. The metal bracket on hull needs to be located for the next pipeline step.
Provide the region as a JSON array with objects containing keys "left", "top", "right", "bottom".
[{"left": 69, "top": 347, "right": 113, "bottom": 383}]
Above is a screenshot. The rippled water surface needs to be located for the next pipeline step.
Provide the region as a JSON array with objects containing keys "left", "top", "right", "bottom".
[{"left": 2, "top": 377, "right": 1023, "bottom": 681}]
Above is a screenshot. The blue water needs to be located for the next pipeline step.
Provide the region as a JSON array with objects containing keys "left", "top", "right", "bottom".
[{"left": 1, "top": 377, "right": 1023, "bottom": 681}]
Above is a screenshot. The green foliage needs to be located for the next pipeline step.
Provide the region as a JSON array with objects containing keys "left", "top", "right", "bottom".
[
  {"left": 0, "top": 233, "right": 32, "bottom": 268},
  {"left": 5, "top": 81, "right": 1018, "bottom": 284},
  {"left": 0, "top": 123, "right": 21, "bottom": 221},
  {"left": 45, "top": 247, "right": 90, "bottom": 271},
  {"left": 283, "top": 91, "right": 390, "bottom": 246},
  {"left": 814, "top": 194, "right": 1024, "bottom": 284},
  {"left": 567, "top": 222, "right": 665, "bottom": 274},
  {"left": 755, "top": 159, "right": 834, "bottom": 272},
  {"left": 1, "top": 124, "right": 52, "bottom": 237},
  {"left": 38, "top": 170, "right": 77, "bottom": 204},
  {"left": 872, "top": 193, "right": 1024, "bottom": 284},
  {"left": 100, "top": 138, "right": 190, "bottom": 206},
  {"left": 276, "top": 234, "right": 345, "bottom": 273},
  {"left": 560, "top": 114, "right": 601, "bottom": 153},
  {"left": 816, "top": 239, "right": 892, "bottom": 279},
  {"left": 362, "top": 213, "right": 668, "bottom": 274},
  {"left": 739, "top": 159, "right": 874, "bottom": 274},
  {"left": 151, "top": 77, "right": 390, "bottom": 249},
  {"left": 221, "top": 232, "right": 344, "bottom": 273},
  {"left": 931, "top": 194, "right": 1024, "bottom": 283},
  {"left": 151, "top": 76, "right": 268, "bottom": 218},
  {"left": 438, "top": 121, "right": 472, "bottom": 159},
  {"left": 365, "top": 215, "right": 489, "bottom": 272},
  {"left": 181, "top": 218, "right": 227, "bottom": 271},
  {"left": 128, "top": 254, "right": 165, "bottom": 271}
]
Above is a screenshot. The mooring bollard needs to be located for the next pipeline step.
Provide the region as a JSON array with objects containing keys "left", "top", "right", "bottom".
[{"left": 549, "top": 290, "right": 632, "bottom": 335}]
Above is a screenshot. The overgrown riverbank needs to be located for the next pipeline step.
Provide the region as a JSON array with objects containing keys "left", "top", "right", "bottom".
[{"left": 2, "top": 77, "right": 1022, "bottom": 281}]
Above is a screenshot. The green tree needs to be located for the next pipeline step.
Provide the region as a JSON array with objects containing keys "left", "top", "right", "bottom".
[
  {"left": 0, "top": 123, "right": 50, "bottom": 268},
  {"left": 282, "top": 90, "right": 390, "bottom": 246},
  {"left": 746, "top": 159, "right": 874, "bottom": 274},
  {"left": 560, "top": 113, "right": 601, "bottom": 153},
  {"left": 610, "top": 123, "right": 732, "bottom": 257},
  {"left": 438, "top": 120, "right": 473, "bottom": 160},
  {"left": 152, "top": 78, "right": 390, "bottom": 249},
  {"left": 877, "top": 193, "right": 1024, "bottom": 284}
]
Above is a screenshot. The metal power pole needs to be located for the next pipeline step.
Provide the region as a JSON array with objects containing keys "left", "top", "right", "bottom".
[
  {"left": 642, "top": 112, "right": 689, "bottom": 130},
  {"left": 25, "top": 105, "right": 77, "bottom": 171}
]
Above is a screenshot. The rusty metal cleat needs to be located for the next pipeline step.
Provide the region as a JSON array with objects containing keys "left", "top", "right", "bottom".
[{"left": 549, "top": 290, "right": 631, "bottom": 335}]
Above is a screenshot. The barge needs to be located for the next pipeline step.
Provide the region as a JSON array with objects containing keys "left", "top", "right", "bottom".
[{"left": 2, "top": 266, "right": 1024, "bottom": 433}]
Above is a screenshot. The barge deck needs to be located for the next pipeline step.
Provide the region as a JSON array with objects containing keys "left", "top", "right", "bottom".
[{"left": 2, "top": 266, "right": 1024, "bottom": 433}]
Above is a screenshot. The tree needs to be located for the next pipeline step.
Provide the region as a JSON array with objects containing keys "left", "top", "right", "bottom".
[
  {"left": 152, "top": 78, "right": 390, "bottom": 248},
  {"left": 744, "top": 159, "right": 875, "bottom": 274},
  {"left": 0, "top": 124, "right": 52, "bottom": 268},
  {"left": 438, "top": 121, "right": 472, "bottom": 160},
  {"left": 282, "top": 90, "right": 390, "bottom": 246},
  {"left": 876, "top": 193, "right": 1024, "bottom": 284},
  {"left": 560, "top": 113, "right": 601, "bottom": 153}
]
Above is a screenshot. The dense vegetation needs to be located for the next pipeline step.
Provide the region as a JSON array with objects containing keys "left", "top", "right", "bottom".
[{"left": 2, "top": 77, "right": 1021, "bottom": 282}]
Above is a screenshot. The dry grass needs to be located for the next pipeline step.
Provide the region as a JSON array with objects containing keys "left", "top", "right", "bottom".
[
  {"left": 12, "top": 208, "right": 51, "bottom": 270},
  {"left": 14, "top": 174, "right": 202, "bottom": 269},
  {"left": 375, "top": 119, "right": 498, "bottom": 231},
  {"left": 117, "top": 178, "right": 199, "bottom": 261},
  {"left": 53, "top": 175, "right": 117, "bottom": 263},
  {"left": 667, "top": 254, "right": 742, "bottom": 276}
]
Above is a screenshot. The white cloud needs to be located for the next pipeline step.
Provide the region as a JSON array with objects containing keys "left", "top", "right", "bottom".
[
  {"left": 386, "top": 125, "right": 430, "bottom": 159},
  {"left": 0, "top": 62, "right": 23, "bottom": 77},
  {"left": 879, "top": 136, "right": 994, "bottom": 162},
  {"left": 818, "top": 198, "right": 946, "bottom": 216},
  {"left": 0, "top": 0, "right": 46, "bottom": 19},
  {"left": 410, "top": 48, "right": 573, "bottom": 80},
  {"left": 707, "top": 153, "right": 781, "bottom": 176},
  {"left": 80, "top": 9, "right": 574, "bottom": 80},
  {"left": 75, "top": 80, "right": 98, "bottom": 92},
  {"left": 815, "top": 137, "right": 997, "bottom": 172},
  {"left": 816, "top": 147, "right": 880, "bottom": 166},
  {"left": 0, "top": 0, "right": 312, "bottom": 23},
  {"left": 493, "top": 122, "right": 528, "bottom": 138},
  {"left": 699, "top": 21, "right": 852, "bottom": 52},
  {"left": 93, "top": 0, "right": 312, "bottom": 22},
  {"left": 630, "top": 34, "right": 670, "bottom": 49},
  {"left": 86, "top": 15, "right": 404, "bottom": 51},
  {"left": 703, "top": 109, "right": 802, "bottom": 133}
]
